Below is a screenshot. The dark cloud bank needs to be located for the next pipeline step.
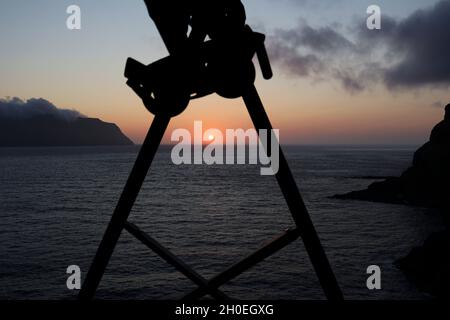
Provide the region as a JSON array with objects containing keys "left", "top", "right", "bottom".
[
  {"left": 268, "top": 0, "right": 450, "bottom": 93},
  {"left": 0, "top": 97, "right": 84, "bottom": 121}
]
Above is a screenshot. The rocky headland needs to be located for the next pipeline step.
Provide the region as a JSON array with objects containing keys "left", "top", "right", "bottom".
[{"left": 334, "top": 104, "right": 450, "bottom": 298}]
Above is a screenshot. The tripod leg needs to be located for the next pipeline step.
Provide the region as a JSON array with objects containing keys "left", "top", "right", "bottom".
[
  {"left": 78, "top": 115, "right": 171, "bottom": 300},
  {"left": 242, "top": 85, "right": 343, "bottom": 301}
]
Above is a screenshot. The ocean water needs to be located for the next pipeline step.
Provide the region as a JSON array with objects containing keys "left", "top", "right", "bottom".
[{"left": 0, "top": 145, "right": 444, "bottom": 300}]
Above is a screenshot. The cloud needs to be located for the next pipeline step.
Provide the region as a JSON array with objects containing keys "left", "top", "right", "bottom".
[
  {"left": 383, "top": 0, "right": 450, "bottom": 88},
  {"left": 333, "top": 70, "right": 365, "bottom": 94},
  {"left": 267, "top": 20, "right": 367, "bottom": 93},
  {"left": 268, "top": 36, "right": 324, "bottom": 77},
  {"left": 0, "top": 97, "right": 84, "bottom": 121},
  {"left": 276, "top": 23, "right": 356, "bottom": 52},
  {"left": 267, "top": 0, "right": 450, "bottom": 93}
]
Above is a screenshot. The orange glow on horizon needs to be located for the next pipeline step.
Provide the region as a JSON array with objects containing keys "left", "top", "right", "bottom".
[{"left": 50, "top": 76, "right": 447, "bottom": 146}]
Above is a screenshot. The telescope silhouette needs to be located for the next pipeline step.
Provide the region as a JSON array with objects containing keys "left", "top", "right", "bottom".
[
  {"left": 79, "top": 0, "right": 343, "bottom": 300},
  {"left": 125, "top": 0, "right": 272, "bottom": 116}
]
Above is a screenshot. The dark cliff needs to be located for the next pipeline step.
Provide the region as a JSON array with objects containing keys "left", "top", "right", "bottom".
[
  {"left": 0, "top": 115, "right": 134, "bottom": 147},
  {"left": 333, "top": 104, "right": 450, "bottom": 298},
  {"left": 333, "top": 104, "right": 450, "bottom": 210}
]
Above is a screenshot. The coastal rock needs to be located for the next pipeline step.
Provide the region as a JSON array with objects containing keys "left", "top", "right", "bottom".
[
  {"left": 395, "top": 231, "right": 450, "bottom": 298},
  {"left": 334, "top": 104, "right": 450, "bottom": 298},
  {"left": 333, "top": 104, "right": 450, "bottom": 210}
]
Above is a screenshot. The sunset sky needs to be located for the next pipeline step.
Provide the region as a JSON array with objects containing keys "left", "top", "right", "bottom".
[{"left": 1, "top": 0, "right": 449, "bottom": 144}]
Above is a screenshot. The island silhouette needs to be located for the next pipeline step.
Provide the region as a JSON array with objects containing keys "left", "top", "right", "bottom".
[{"left": 0, "top": 97, "right": 133, "bottom": 147}]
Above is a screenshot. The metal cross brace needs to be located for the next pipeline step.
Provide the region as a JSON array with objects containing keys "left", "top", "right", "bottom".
[{"left": 78, "top": 85, "right": 343, "bottom": 300}]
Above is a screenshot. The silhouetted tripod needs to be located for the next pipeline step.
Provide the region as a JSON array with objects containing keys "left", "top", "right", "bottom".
[{"left": 79, "top": 0, "right": 343, "bottom": 300}]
